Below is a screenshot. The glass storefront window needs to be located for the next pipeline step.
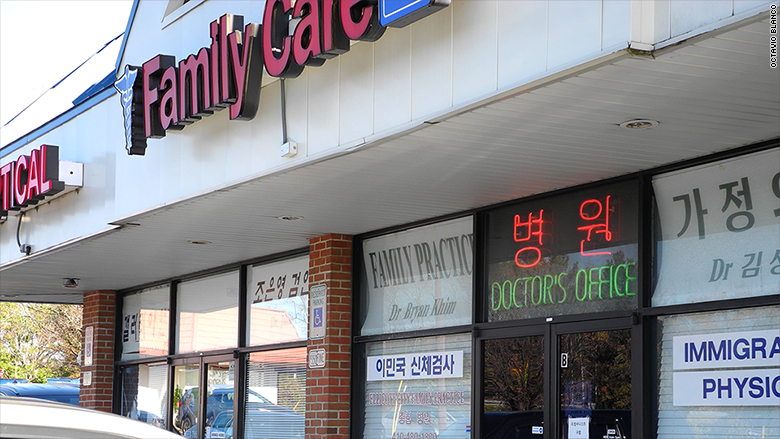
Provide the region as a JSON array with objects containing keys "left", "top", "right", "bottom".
[
  {"left": 120, "top": 362, "right": 168, "bottom": 430},
  {"left": 359, "top": 217, "right": 474, "bottom": 336},
  {"left": 485, "top": 180, "right": 640, "bottom": 322},
  {"left": 483, "top": 336, "right": 544, "bottom": 437},
  {"left": 363, "top": 333, "right": 472, "bottom": 439},
  {"left": 656, "top": 306, "right": 780, "bottom": 438},
  {"left": 121, "top": 285, "right": 170, "bottom": 360},
  {"left": 245, "top": 348, "right": 307, "bottom": 438},
  {"left": 177, "top": 271, "right": 239, "bottom": 353},
  {"left": 246, "top": 256, "right": 309, "bottom": 347},
  {"left": 652, "top": 148, "right": 780, "bottom": 306},
  {"left": 173, "top": 364, "right": 200, "bottom": 436},
  {"left": 206, "top": 361, "right": 235, "bottom": 432}
]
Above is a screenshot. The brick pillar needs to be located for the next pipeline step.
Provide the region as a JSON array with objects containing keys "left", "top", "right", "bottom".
[
  {"left": 80, "top": 290, "right": 116, "bottom": 412},
  {"left": 307, "top": 235, "right": 353, "bottom": 439}
]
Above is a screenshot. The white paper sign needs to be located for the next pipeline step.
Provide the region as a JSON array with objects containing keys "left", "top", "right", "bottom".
[
  {"left": 567, "top": 417, "right": 590, "bottom": 439},
  {"left": 367, "top": 350, "right": 464, "bottom": 381}
]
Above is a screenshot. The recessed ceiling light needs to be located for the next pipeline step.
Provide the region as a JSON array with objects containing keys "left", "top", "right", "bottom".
[
  {"left": 62, "top": 278, "right": 79, "bottom": 289},
  {"left": 188, "top": 240, "right": 212, "bottom": 245},
  {"left": 277, "top": 215, "right": 304, "bottom": 221},
  {"left": 619, "top": 119, "right": 659, "bottom": 130}
]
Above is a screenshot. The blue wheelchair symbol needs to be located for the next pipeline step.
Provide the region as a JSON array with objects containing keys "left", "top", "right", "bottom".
[{"left": 313, "top": 308, "right": 323, "bottom": 328}]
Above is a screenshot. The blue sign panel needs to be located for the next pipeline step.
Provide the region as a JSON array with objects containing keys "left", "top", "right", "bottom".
[{"left": 379, "top": 0, "right": 450, "bottom": 28}]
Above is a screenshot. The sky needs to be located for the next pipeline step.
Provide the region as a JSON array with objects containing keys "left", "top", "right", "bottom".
[{"left": 0, "top": 0, "right": 133, "bottom": 127}]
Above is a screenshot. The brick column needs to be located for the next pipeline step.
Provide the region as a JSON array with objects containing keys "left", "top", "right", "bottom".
[
  {"left": 307, "top": 234, "right": 353, "bottom": 439},
  {"left": 80, "top": 290, "right": 116, "bottom": 412}
]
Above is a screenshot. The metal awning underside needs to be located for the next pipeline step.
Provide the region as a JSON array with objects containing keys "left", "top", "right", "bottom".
[{"left": 2, "top": 15, "right": 778, "bottom": 304}]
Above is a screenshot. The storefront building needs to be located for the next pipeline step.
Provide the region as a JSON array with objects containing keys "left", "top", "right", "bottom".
[{"left": 1, "top": 1, "right": 778, "bottom": 439}]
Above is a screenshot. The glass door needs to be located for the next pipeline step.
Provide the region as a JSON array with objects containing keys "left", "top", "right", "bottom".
[
  {"left": 480, "top": 321, "right": 633, "bottom": 439},
  {"left": 171, "top": 356, "right": 235, "bottom": 439},
  {"left": 558, "top": 329, "right": 631, "bottom": 439},
  {"left": 205, "top": 360, "right": 235, "bottom": 439},
  {"left": 483, "top": 335, "right": 546, "bottom": 438},
  {"left": 173, "top": 363, "right": 200, "bottom": 436}
]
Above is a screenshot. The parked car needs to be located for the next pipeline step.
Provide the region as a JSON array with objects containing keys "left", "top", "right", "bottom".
[
  {"left": 243, "top": 406, "right": 305, "bottom": 439},
  {"left": 183, "top": 410, "right": 234, "bottom": 439},
  {"left": 175, "top": 386, "right": 296, "bottom": 432},
  {"left": 174, "top": 388, "right": 198, "bottom": 433},
  {"left": 181, "top": 406, "right": 305, "bottom": 439},
  {"left": 208, "top": 410, "right": 233, "bottom": 439},
  {"left": 0, "top": 382, "right": 79, "bottom": 406},
  {"left": 0, "top": 396, "right": 182, "bottom": 439}
]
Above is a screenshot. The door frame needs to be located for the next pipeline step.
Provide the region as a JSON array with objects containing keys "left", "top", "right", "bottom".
[
  {"left": 169, "top": 353, "right": 235, "bottom": 439},
  {"left": 476, "top": 316, "right": 636, "bottom": 439}
]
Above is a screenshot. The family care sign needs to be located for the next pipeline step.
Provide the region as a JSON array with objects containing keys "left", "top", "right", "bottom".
[{"left": 116, "top": 0, "right": 449, "bottom": 156}]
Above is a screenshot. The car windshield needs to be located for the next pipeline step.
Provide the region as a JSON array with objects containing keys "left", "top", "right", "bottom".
[
  {"left": 212, "top": 412, "right": 232, "bottom": 428},
  {"left": 246, "top": 390, "right": 271, "bottom": 404}
]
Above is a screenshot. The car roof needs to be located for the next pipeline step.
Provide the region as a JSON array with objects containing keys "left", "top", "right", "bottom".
[
  {"left": 0, "top": 397, "right": 182, "bottom": 439},
  {"left": 0, "top": 383, "right": 79, "bottom": 397}
]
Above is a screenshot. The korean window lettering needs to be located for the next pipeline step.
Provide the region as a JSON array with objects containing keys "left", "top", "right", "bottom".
[
  {"left": 672, "top": 174, "right": 780, "bottom": 239},
  {"left": 254, "top": 275, "right": 287, "bottom": 302},
  {"left": 513, "top": 210, "right": 550, "bottom": 268},
  {"left": 741, "top": 253, "right": 763, "bottom": 278},
  {"left": 673, "top": 188, "right": 708, "bottom": 239},
  {"left": 710, "top": 250, "right": 780, "bottom": 282},
  {"left": 720, "top": 177, "right": 754, "bottom": 232},
  {"left": 376, "top": 357, "right": 407, "bottom": 378},
  {"left": 577, "top": 196, "right": 617, "bottom": 256},
  {"left": 772, "top": 172, "right": 780, "bottom": 217},
  {"left": 411, "top": 354, "right": 455, "bottom": 377},
  {"left": 750, "top": 250, "right": 780, "bottom": 276},
  {"left": 411, "top": 355, "right": 429, "bottom": 376},
  {"left": 288, "top": 270, "right": 309, "bottom": 297},
  {"left": 374, "top": 357, "right": 405, "bottom": 378},
  {"left": 432, "top": 354, "right": 456, "bottom": 375}
]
